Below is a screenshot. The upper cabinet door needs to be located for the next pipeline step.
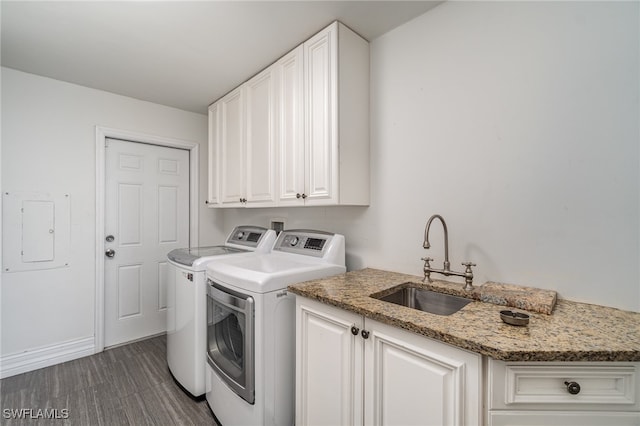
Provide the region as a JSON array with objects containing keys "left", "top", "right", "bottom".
[
  {"left": 277, "top": 46, "right": 305, "bottom": 206},
  {"left": 207, "top": 103, "right": 220, "bottom": 206},
  {"left": 245, "top": 67, "right": 277, "bottom": 206},
  {"left": 219, "top": 88, "right": 245, "bottom": 207},
  {"left": 304, "top": 23, "right": 338, "bottom": 205}
]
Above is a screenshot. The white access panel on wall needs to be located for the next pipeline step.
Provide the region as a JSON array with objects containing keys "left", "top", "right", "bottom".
[{"left": 2, "top": 191, "right": 71, "bottom": 272}]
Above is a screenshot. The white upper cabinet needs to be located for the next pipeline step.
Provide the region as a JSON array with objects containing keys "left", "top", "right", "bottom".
[
  {"left": 277, "top": 45, "right": 305, "bottom": 206},
  {"left": 207, "top": 103, "right": 220, "bottom": 206},
  {"left": 208, "top": 68, "right": 277, "bottom": 208},
  {"left": 245, "top": 67, "right": 277, "bottom": 206},
  {"left": 207, "top": 21, "right": 369, "bottom": 208},
  {"left": 218, "top": 87, "right": 245, "bottom": 207},
  {"left": 286, "top": 21, "right": 370, "bottom": 206},
  {"left": 299, "top": 23, "right": 336, "bottom": 204}
]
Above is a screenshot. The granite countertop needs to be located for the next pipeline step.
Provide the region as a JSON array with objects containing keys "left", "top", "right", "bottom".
[{"left": 287, "top": 268, "right": 640, "bottom": 362}]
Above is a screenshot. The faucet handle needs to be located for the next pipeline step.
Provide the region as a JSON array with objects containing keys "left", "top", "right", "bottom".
[
  {"left": 461, "top": 262, "right": 476, "bottom": 291},
  {"left": 422, "top": 257, "right": 434, "bottom": 283},
  {"left": 422, "top": 257, "right": 434, "bottom": 268},
  {"left": 462, "top": 262, "right": 476, "bottom": 274}
]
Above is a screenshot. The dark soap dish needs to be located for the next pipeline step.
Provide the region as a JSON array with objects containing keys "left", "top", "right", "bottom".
[{"left": 500, "top": 310, "right": 530, "bottom": 326}]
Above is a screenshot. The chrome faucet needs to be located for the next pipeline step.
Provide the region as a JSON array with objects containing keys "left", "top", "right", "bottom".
[{"left": 422, "top": 214, "right": 476, "bottom": 291}]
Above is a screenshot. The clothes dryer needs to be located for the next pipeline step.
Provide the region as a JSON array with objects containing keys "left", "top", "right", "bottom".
[{"left": 205, "top": 230, "right": 345, "bottom": 425}]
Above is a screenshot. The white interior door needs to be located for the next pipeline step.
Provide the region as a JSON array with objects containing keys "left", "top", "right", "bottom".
[{"left": 104, "top": 138, "right": 189, "bottom": 347}]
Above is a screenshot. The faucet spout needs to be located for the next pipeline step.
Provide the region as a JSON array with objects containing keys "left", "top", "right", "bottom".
[{"left": 423, "top": 214, "right": 450, "bottom": 271}]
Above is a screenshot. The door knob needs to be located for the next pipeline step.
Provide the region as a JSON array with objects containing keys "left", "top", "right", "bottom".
[{"left": 105, "top": 249, "right": 116, "bottom": 258}]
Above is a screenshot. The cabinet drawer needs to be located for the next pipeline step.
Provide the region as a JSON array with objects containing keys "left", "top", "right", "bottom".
[
  {"left": 488, "top": 410, "right": 640, "bottom": 426},
  {"left": 488, "top": 360, "right": 640, "bottom": 410}
]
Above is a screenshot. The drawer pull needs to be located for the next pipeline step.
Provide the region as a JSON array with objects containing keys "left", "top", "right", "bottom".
[{"left": 564, "top": 381, "right": 581, "bottom": 395}]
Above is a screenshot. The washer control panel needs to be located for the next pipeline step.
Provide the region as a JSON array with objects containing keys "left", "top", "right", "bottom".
[
  {"left": 226, "top": 226, "right": 270, "bottom": 248},
  {"left": 274, "top": 230, "right": 333, "bottom": 257}
]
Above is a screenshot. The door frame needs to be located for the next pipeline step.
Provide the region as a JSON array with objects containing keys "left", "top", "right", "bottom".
[{"left": 94, "top": 126, "right": 199, "bottom": 353}]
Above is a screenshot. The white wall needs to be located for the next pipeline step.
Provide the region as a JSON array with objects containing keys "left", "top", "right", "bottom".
[
  {"left": 0, "top": 68, "right": 224, "bottom": 360},
  {"left": 223, "top": 1, "right": 640, "bottom": 312}
]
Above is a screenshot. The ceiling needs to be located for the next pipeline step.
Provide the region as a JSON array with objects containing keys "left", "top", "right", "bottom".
[{"left": 1, "top": 1, "right": 441, "bottom": 114}]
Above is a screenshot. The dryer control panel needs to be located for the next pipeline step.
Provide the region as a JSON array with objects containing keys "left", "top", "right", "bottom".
[{"left": 273, "top": 230, "right": 335, "bottom": 257}]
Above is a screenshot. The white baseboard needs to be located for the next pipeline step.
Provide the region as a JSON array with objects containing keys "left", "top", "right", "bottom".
[{"left": 0, "top": 337, "right": 95, "bottom": 379}]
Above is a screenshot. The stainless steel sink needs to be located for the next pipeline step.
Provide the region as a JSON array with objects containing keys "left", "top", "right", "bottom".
[{"left": 375, "top": 285, "right": 472, "bottom": 316}]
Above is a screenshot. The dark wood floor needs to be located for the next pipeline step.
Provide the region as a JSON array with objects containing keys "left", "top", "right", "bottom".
[{"left": 0, "top": 335, "right": 219, "bottom": 425}]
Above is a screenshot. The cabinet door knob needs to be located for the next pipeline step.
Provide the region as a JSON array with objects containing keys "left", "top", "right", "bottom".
[
  {"left": 301, "top": 193, "right": 307, "bottom": 199},
  {"left": 361, "top": 330, "right": 370, "bottom": 339},
  {"left": 351, "top": 326, "right": 360, "bottom": 336},
  {"left": 564, "top": 381, "right": 581, "bottom": 395},
  {"left": 296, "top": 193, "right": 302, "bottom": 199}
]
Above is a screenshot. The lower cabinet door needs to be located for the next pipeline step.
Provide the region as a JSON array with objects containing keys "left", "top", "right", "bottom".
[
  {"left": 363, "top": 319, "right": 482, "bottom": 426},
  {"left": 488, "top": 411, "right": 640, "bottom": 426},
  {"left": 295, "top": 297, "right": 364, "bottom": 426}
]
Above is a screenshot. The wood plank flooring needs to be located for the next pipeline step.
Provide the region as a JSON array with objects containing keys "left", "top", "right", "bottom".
[{"left": 0, "top": 335, "right": 219, "bottom": 425}]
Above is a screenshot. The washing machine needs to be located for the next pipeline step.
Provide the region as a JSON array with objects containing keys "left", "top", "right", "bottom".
[
  {"left": 205, "top": 229, "right": 346, "bottom": 425},
  {"left": 166, "top": 226, "right": 276, "bottom": 397}
]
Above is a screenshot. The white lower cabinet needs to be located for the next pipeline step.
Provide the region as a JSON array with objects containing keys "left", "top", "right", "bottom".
[
  {"left": 295, "top": 297, "right": 482, "bottom": 426},
  {"left": 296, "top": 298, "right": 364, "bottom": 426},
  {"left": 364, "top": 319, "right": 482, "bottom": 426},
  {"left": 489, "top": 411, "right": 640, "bottom": 426},
  {"left": 487, "top": 359, "right": 640, "bottom": 425}
]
